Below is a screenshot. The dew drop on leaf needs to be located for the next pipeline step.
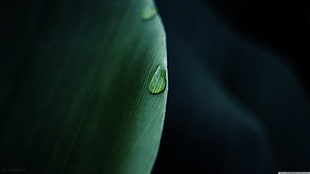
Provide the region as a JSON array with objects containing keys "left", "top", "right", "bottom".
[
  {"left": 141, "top": 3, "right": 157, "bottom": 21},
  {"left": 148, "top": 65, "right": 167, "bottom": 94}
]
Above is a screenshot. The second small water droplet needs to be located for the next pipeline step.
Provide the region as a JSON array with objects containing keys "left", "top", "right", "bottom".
[
  {"left": 148, "top": 65, "right": 167, "bottom": 94},
  {"left": 141, "top": 4, "right": 157, "bottom": 21}
]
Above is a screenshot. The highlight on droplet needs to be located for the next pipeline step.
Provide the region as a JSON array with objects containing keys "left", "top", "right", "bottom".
[{"left": 148, "top": 65, "right": 167, "bottom": 94}]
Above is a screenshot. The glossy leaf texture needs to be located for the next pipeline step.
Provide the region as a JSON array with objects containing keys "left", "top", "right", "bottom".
[{"left": 0, "top": 0, "right": 167, "bottom": 173}]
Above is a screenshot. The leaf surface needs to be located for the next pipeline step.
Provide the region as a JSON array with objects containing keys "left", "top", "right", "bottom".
[{"left": 0, "top": 0, "right": 167, "bottom": 173}]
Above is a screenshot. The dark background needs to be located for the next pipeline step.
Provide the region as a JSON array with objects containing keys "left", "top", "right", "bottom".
[{"left": 152, "top": 0, "right": 310, "bottom": 173}]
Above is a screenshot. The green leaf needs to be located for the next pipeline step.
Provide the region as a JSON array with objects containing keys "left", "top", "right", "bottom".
[{"left": 0, "top": 0, "right": 167, "bottom": 173}]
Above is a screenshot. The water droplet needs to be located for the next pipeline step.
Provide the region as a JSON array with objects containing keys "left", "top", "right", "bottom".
[
  {"left": 141, "top": 4, "right": 157, "bottom": 21},
  {"left": 148, "top": 65, "right": 167, "bottom": 94}
]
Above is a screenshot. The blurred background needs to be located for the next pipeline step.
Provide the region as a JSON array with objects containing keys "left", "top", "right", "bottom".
[{"left": 152, "top": 0, "right": 310, "bottom": 173}]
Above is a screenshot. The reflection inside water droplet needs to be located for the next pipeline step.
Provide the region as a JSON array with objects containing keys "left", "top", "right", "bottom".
[
  {"left": 141, "top": 3, "right": 157, "bottom": 20},
  {"left": 148, "top": 65, "right": 167, "bottom": 94}
]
